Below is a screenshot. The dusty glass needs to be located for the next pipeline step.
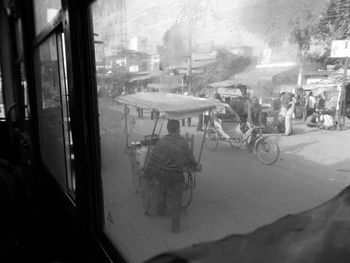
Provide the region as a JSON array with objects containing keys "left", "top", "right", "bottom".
[
  {"left": 35, "top": 33, "right": 74, "bottom": 195},
  {"left": 91, "top": 0, "right": 350, "bottom": 262}
]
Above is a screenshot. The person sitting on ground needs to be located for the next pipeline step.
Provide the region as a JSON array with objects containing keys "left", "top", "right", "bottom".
[{"left": 319, "top": 113, "right": 335, "bottom": 130}]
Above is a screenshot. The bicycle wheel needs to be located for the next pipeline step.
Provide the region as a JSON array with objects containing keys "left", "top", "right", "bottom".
[
  {"left": 182, "top": 173, "right": 194, "bottom": 209},
  {"left": 256, "top": 139, "right": 280, "bottom": 165},
  {"left": 229, "top": 137, "right": 241, "bottom": 149},
  {"left": 205, "top": 127, "right": 219, "bottom": 151},
  {"left": 131, "top": 159, "right": 141, "bottom": 193},
  {"left": 137, "top": 172, "right": 151, "bottom": 215}
]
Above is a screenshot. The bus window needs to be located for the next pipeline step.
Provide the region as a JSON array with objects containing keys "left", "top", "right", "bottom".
[
  {"left": 91, "top": 0, "right": 350, "bottom": 262},
  {"left": 0, "top": 67, "right": 4, "bottom": 120},
  {"left": 34, "top": 32, "right": 75, "bottom": 197}
]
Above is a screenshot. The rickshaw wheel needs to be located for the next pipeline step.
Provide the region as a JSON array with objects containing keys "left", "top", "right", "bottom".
[
  {"left": 182, "top": 172, "right": 195, "bottom": 209},
  {"left": 256, "top": 139, "right": 280, "bottom": 165},
  {"left": 205, "top": 127, "right": 219, "bottom": 151},
  {"left": 131, "top": 160, "right": 141, "bottom": 193},
  {"left": 229, "top": 138, "right": 241, "bottom": 149},
  {"left": 137, "top": 172, "right": 152, "bottom": 215}
]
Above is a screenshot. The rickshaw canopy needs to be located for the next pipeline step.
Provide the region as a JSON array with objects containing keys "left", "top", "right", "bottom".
[{"left": 116, "top": 92, "right": 225, "bottom": 119}]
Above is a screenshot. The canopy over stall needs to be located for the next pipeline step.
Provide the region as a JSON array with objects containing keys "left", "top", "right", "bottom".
[
  {"left": 116, "top": 92, "right": 225, "bottom": 119},
  {"left": 302, "top": 71, "right": 346, "bottom": 114}
]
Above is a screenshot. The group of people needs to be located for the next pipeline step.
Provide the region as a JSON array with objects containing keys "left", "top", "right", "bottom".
[
  {"left": 304, "top": 91, "right": 335, "bottom": 130},
  {"left": 275, "top": 90, "right": 335, "bottom": 135}
]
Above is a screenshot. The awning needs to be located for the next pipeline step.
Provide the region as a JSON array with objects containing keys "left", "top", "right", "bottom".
[
  {"left": 176, "top": 59, "right": 218, "bottom": 69},
  {"left": 128, "top": 75, "right": 152, "bottom": 82},
  {"left": 279, "top": 84, "right": 303, "bottom": 94},
  {"left": 233, "top": 65, "right": 298, "bottom": 86},
  {"left": 207, "top": 79, "right": 238, "bottom": 89},
  {"left": 217, "top": 87, "right": 242, "bottom": 97},
  {"left": 147, "top": 83, "right": 165, "bottom": 90},
  {"left": 116, "top": 92, "right": 225, "bottom": 119}
]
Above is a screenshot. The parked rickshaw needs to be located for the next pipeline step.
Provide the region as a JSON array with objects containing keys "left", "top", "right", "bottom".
[
  {"left": 116, "top": 93, "right": 223, "bottom": 213},
  {"left": 205, "top": 103, "right": 280, "bottom": 165}
]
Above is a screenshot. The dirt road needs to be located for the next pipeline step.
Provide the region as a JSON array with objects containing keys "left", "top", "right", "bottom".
[{"left": 98, "top": 99, "right": 350, "bottom": 263}]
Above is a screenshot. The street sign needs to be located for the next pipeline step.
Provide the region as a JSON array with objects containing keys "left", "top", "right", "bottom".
[{"left": 330, "top": 40, "right": 350, "bottom": 58}]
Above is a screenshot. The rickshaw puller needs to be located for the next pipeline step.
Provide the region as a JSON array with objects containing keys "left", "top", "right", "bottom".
[{"left": 145, "top": 119, "right": 201, "bottom": 233}]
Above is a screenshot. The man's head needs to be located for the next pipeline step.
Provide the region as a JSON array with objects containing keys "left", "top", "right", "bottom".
[{"left": 167, "top": 119, "right": 180, "bottom": 134}]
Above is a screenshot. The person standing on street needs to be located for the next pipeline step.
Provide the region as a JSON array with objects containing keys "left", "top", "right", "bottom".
[
  {"left": 305, "top": 91, "right": 316, "bottom": 118},
  {"left": 145, "top": 119, "right": 201, "bottom": 233},
  {"left": 285, "top": 94, "right": 296, "bottom": 136}
]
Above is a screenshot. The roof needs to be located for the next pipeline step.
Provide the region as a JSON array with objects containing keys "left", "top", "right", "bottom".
[
  {"left": 176, "top": 59, "right": 218, "bottom": 69},
  {"left": 116, "top": 92, "right": 225, "bottom": 119},
  {"left": 279, "top": 84, "right": 303, "bottom": 93},
  {"left": 207, "top": 79, "right": 239, "bottom": 88},
  {"left": 233, "top": 65, "right": 298, "bottom": 86},
  {"left": 128, "top": 71, "right": 163, "bottom": 82},
  {"left": 128, "top": 75, "right": 152, "bottom": 82}
]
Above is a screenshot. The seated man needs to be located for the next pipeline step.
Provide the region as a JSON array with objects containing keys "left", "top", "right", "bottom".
[{"left": 212, "top": 116, "right": 231, "bottom": 140}]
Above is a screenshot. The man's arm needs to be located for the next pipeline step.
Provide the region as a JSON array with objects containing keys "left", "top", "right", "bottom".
[{"left": 180, "top": 138, "right": 201, "bottom": 171}]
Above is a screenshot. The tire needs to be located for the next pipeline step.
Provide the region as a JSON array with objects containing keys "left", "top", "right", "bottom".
[
  {"left": 256, "top": 139, "right": 280, "bottom": 165},
  {"left": 137, "top": 173, "right": 151, "bottom": 215},
  {"left": 182, "top": 173, "right": 194, "bottom": 209},
  {"left": 205, "top": 127, "right": 219, "bottom": 151},
  {"left": 130, "top": 156, "right": 140, "bottom": 193}
]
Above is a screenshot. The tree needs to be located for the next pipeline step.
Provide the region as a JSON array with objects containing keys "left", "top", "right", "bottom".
[
  {"left": 240, "top": 0, "right": 329, "bottom": 84},
  {"left": 316, "top": 0, "right": 350, "bottom": 42},
  {"left": 157, "top": 23, "right": 190, "bottom": 69},
  {"left": 312, "top": 0, "right": 350, "bottom": 68},
  {"left": 190, "top": 47, "right": 251, "bottom": 95}
]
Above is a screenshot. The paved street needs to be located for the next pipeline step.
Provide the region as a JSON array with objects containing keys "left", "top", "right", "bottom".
[{"left": 98, "top": 99, "right": 350, "bottom": 263}]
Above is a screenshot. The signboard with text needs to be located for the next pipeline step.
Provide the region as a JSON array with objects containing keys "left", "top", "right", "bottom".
[{"left": 330, "top": 40, "right": 350, "bottom": 58}]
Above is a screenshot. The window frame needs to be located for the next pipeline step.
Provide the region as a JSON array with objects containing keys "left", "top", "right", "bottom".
[{"left": 21, "top": 0, "right": 133, "bottom": 261}]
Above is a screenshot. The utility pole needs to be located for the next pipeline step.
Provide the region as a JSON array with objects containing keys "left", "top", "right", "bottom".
[
  {"left": 186, "top": 0, "right": 195, "bottom": 95},
  {"left": 187, "top": 32, "right": 192, "bottom": 95},
  {"left": 337, "top": 57, "right": 348, "bottom": 130}
]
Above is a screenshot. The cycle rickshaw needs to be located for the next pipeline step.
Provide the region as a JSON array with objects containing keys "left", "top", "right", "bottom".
[
  {"left": 205, "top": 103, "right": 280, "bottom": 165},
  {"left": 116, "top": 92, "right": 222, "bottom": 214}
]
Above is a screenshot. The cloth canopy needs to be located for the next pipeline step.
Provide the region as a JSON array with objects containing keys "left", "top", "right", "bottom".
[{"left": 116, "top": 92, "right": 225, "bottom": 119}]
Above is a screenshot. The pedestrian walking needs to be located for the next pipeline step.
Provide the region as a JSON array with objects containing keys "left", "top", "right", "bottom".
[
  {"left": 285, "top": 94, "right": 296, "bottom": 136},
  {"left": 197, "top": 113, "right": 203, "bottom": 131},
  {"left": 305, "top": 91, "right": 316, "bottom": 118}
]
